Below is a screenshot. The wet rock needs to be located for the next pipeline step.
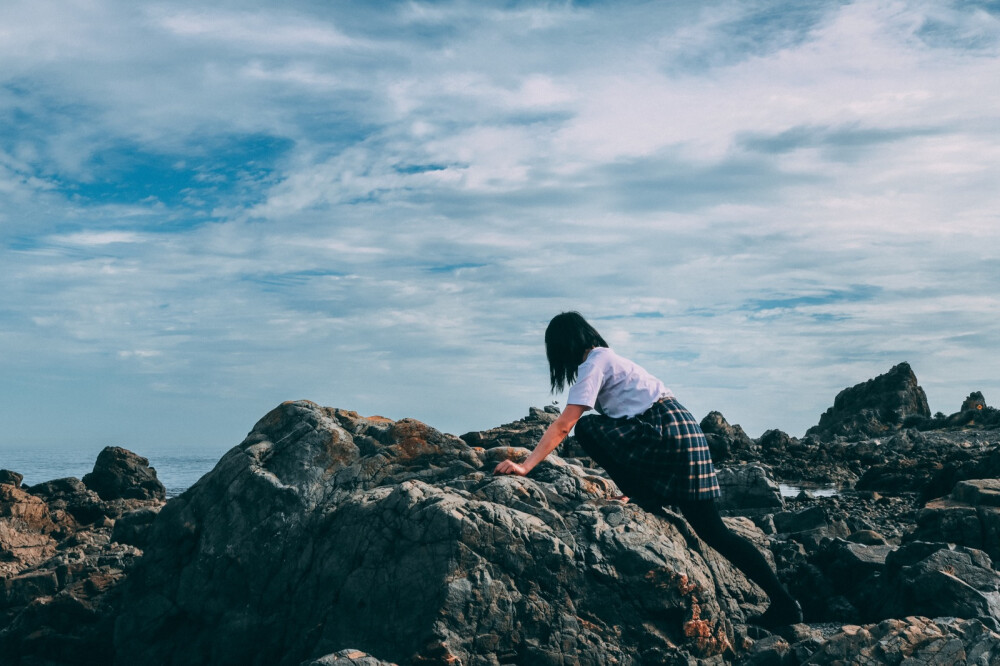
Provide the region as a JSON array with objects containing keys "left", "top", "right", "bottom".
[
  {"left": 115, "top": 400, "right": 757, "bottom": 666},
  {"left": 82, "top": 446, "right": 166, "bottom": 501},
  {"left": 806, "top": 362, "right": 930, "bottom": 441},
  {"left": 715, "top": 465, "right": 784, "bottom": 515}
]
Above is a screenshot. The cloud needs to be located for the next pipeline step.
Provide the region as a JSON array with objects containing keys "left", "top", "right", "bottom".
[{"left": 1, "top": 0, "right": 999, "bottom": 453}]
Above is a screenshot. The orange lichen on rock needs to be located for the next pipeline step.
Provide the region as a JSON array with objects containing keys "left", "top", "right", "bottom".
[
  {"left": 644, "top": 567, "right": 732, "bottom": 657},
  {"left": 389, "top": 419, "right": 446, "bottom": 461},
  {"left": 683, "top": 599, "right": 732, "bottom": 656}
]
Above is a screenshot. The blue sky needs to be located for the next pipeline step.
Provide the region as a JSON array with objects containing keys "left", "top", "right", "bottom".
[{"left": 2, "top": 0, "right": 999, "bottom": 456}]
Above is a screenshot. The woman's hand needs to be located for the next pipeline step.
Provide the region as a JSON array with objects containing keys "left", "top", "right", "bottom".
[
  {"left": 491, "top": 404, "right": 588, "bottom": 477},
  {"left": 493, "top": 460, "right": 528, "bottom": 476}
]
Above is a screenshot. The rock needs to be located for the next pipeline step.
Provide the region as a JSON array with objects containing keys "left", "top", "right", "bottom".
[
  {"left": 459, "top": 406, "right": 558, "bottom": 450},
  {"left": 740, "top": 634, "right": 791, "bottom": 665},
  {"left": 715, "top": 465, "right": 784, "bottom": 515},
  {"left": 757, "top": 429, "right": 796, "bottom": 454},
  {"left": 700, "top": 411, "right": 755, "bottom": 462},
  {"left": 300, "top": 650, "right": 397, "bottom": 666},
  {"left": 962, "top": 391, "right": 988, "bottom": 412},
  {"left": 806, "top": 362, "right": 931, "bottom": 441},
  {"left": 1, "top": 449, "right": 165, "bottom": 666},
  {"left": 870, "top": 541, "right": 1000, "bottom": 621},
  {"left": 27, "top": 477, "right": 105, "bottom": 526},
  {"left": 0, "top": 484, "right": 58, "bottom": 577},
  {"left": 772, "top": 506, "right": 850, "bottom": 547},
  {"left": 115, "top": 401, "right": 759, "bottom": 666},
  {"left": 802, "top": 616, "right": 1000, "bottom": 665},
  {"left": 911, "top": 479, "right": 1000, "bottom": 561},
  {"left": 1, "top": 569, "right": 59, "bottom": 608},
  {"left": 0, "top": 470, "right": 23, "bottom": 488},
  {"left": 808, "top": 538, "right": 894, "bottom": 622},
  {"left": 952, "top": 478, "right": 1000, "bottom": 506},
  {"left": 82, "top": 446, "right": 166, "bottom": 501},
  {"left": 110, "top": 506, "right": 162, "bottom": 549}
]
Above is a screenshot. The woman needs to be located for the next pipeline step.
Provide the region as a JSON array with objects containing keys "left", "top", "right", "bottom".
[{"left": 494, "top": 311, "right": 802, "bottom": 629}]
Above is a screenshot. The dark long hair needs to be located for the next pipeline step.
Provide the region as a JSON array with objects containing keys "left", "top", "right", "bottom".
[{"left": 545, "top": 311, "right": 608, "bottom": 392}]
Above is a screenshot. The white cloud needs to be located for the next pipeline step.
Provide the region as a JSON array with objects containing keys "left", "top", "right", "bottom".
[{"left": 1, "top": 0, "right": 999, "bottom": 452}]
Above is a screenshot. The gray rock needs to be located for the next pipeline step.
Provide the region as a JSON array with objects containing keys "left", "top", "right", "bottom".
[
  {"left": 83, "top": 446, "right": 166, "bottom": 501},
  {"left": 459, "top": 406, "right": 558, "bottom": 450},
  {"left": 300, "top": 649, "right": 396, "bottom": 666},
  {"left": 0, "top": 470, "right": 23, "bottom": 488},
  {"left": 871, "top": 541, "right": 1000, "bottom": 621},
  {"left": 911, "top": 479, "right": 1000, "bottom": 562},
  {"left": 701, "top": 411, "right": 756, "bottom": 462},
  {"left": 806, "top": 362, "right": 931, "bottom": 441},
  {"left": 716, "top": 465, "right": 784, "bottom": 514},
  {"left": 27, "top": 477, "right": 105, "bottom": 526},
  {"left": 110, "top": 506, "right": 162, "bottom": 548},
  {"left": 115, "top": 401, "right": 760, "bottom": 666},
  {"left": 772, "top": 506, "right": 850, "bottom": 547},
  {"left": 801, "top": 616, "right": 1000, "bottom": 665},
  {"left": 962, "top": 391, "right": 988, "bottom": 412}
]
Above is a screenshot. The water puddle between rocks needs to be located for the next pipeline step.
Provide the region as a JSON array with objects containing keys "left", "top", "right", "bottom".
[{"left": 779, "top": 483, "right": 841, "bottom": 498}]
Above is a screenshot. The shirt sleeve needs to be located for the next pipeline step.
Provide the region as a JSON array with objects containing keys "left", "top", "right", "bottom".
[{"left": 566, "top": 357, "right": 604, "bottom": 409}]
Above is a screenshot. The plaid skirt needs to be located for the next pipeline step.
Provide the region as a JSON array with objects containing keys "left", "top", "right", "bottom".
[{"left": 574, "top": 398, "right": 721, "bottom": 503}]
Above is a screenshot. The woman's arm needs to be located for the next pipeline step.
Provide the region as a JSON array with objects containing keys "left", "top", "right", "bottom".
[{"left": 493, "top": 404, "right": 588, "bottom": 476}]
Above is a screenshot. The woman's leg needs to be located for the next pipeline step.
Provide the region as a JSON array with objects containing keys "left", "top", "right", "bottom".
[
  {"left": 677, "top": 499, "right": 801, "bottom": 626},
  {"left": 574, "top": 415, "right": 660, "bottom": 507}
]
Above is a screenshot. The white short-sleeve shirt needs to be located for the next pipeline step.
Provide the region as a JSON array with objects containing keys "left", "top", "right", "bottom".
[{"left": 565, "top": 347, "right": 673, "bottom": 418}]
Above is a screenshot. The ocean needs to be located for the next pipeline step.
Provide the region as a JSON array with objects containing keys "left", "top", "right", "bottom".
[{"left": 0, "top": 446, "right": 226, "bottom": 499}]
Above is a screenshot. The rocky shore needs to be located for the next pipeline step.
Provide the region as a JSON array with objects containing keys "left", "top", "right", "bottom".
[{"left": 3, "top": 363, "right": 1000, "bottom": 664}]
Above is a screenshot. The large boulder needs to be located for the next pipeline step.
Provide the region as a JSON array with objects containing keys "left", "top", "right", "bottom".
[
  {"left": 910, "top": 479, "right": 1000, "bottom": 562},
  {"left": 869, "top": 541, "right": 1000, "bottom": 621},
  {"left": 715, "top": 465, "right": 784, "bottom": 515},
  {"left": 806, "top": 362, "right": 930, "bottom": 441},
  {"left": 83, "top": 446, "right": 165, "bottom": 501},
  {"left": 115, "top": 401, "right": 765, "bottom": 665}
]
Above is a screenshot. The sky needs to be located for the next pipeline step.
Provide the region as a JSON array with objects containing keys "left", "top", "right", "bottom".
[{"left": 2, "top": 0, "right": 999, "bottom": 458}]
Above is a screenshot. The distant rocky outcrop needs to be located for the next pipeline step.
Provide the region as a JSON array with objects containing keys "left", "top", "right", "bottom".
[
  {"left": 962, "top": 391, "right": 988, "bottom": 412},
  {"left": 806, "top": 362, "right": 930, "bottom": 441},
  {"left": 82, "top": 447, "right": 165, "bottom": 501},
  {"left": 700, "top": 411, "right": 756, "bottom": 462}
]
